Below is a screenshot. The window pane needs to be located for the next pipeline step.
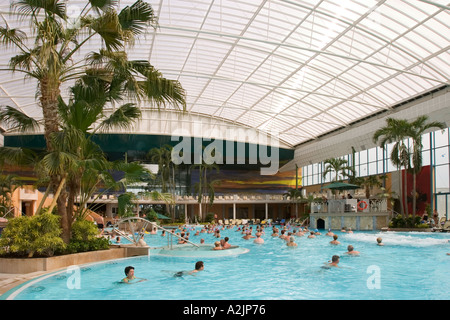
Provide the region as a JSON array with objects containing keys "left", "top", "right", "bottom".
[
  {"left": 422, "top": 150, "right": 430, "bottom": 166},
  {"left": 369, "top": 162, "right": 377, "bottom": 175},
  {"left": 354, "top": 153, "right": 360, "bottom": 165},
  {"left": 435, "top": 165, "right": 449, "bottom": 193},
  {"left": 435, "top": 147, "right": 449, "bottom": 165},
  {"left": 359, "top": 163, "right": 368, "bottom": 177},
  {"left": 313, "top": 173, "right": 319, "bottom": 185},
  {"left": 359, "top": 150, "right": 367, "bottom": 163},
  {"left": 434, "top": 128, "right": 448, "bottom": 148},
  {"left": 377, "top": 160, "right": 385, "bottom": 174},
  {"left": 422, "top": 132, "right": 430, "bottom": 151},
  {"left": 368, "top": 148, "right": 377, "bottom": 162},
  {"left": 387, "top": 159, "right": 397, "bottom": 172}
]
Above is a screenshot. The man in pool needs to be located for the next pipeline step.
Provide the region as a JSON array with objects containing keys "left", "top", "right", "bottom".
[
  {"left": 330, "top": 234, "right": 340, "bottom": 245},
  {"left": 326, "top": 255, "right": 340, "bottom": 268},
  {"left": 286, "top": 236, "right": 298, "bottom": 247},
  {"left": 253, "top": 232, "right": 264, "bottom": 244},
  {"left": 122, "top": 266, "right": 147, "bottom": 284},
  {"left": 174, "top": 261, "right": 204, "bottom": 277},
  {"left": 345, "top": 245, "right": 360, "bottom": 255}
]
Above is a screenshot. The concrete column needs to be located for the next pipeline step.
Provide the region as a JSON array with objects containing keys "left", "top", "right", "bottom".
[{"left": 265, "top": 203, "right": 268, "bottom": 220}]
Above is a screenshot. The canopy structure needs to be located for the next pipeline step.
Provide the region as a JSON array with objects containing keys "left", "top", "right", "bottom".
[
  {"left": 0, "top": 0, "right": 449, "bottom": 151},
  {"left": 321, "top": 181, "right": 361, "bottom": 190},
  {"left": 156, "top": 213, "right": 171, "bottom": 220}
]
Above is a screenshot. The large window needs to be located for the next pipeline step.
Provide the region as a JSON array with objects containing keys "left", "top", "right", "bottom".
[
  {"left": 433, "top": 129, "right": 450, "bottom": 193},
  {"left": 302, "top": 127, "right": 450, "bottom": 191}
]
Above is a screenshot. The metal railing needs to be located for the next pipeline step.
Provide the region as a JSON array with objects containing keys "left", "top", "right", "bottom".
[{"left": 111, "top": 217, "right": 198, "bottom": 249}]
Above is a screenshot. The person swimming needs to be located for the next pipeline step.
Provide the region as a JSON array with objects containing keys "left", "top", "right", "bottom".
[
  {"left": 173, "top": 261, "right": 204, "bottom": 278},
  {"left": 322, "top": 255, "right": 340, "bottom": 269}
]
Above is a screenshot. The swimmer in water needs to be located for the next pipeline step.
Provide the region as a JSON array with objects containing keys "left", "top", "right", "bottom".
[
  {"left": 376, "top": 237, "right": 384, "bottom": 246},
  {"left": 322, "top": 255, "right": 340, "bottom": 268},
  {"left": 173, "top": 261, "right": 204, "bottom": 277},
  {"left": 345, "top": 245, "right": 360, "bottom": 255},
  {"left": 286, "top": 236, "right": 298, "bottom": 247},
  {"left": 329, "top": 234, "right": 340, "bottom": 245},
  {"left": 122, "top": 266, "right": 147, "bottom": 284}
]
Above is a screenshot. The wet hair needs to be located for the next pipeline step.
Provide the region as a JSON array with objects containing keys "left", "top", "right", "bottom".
[
  {"left": 195, "top": 261, "right": 204, "bottom": 270},
  {"left": 333, "top": 234, "right": 338, "bottom": 240},
  {"left": 331, "top": 255, "right": 340, "bottom": 262},
  {"left": 347, "top": 245, "right": 354, "bottom": 251},
  {"left": 124, "top": 266, "right": 134, "bottom": 275}
]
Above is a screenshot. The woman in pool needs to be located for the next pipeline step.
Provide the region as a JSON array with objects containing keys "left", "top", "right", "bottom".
[{"left": 122, "top": 266, "right": 147, "bottom": 284}]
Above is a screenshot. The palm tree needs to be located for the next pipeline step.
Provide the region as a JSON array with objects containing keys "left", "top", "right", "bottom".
[
  {"left": 0, "top": 172, "right": 24, "bottom": 216},
  {"left": 193, "top": 161, "right": 220, "bottom": 221},
  {"left": 147, "top": 145, "right": 173, "bottom": 194},
  {"left": 0, "top": 0, "right": 186, "bottom": 242},
  {"left": 408, "top": 116, "right": 445, "bottom": 216},
  {"left": 373, "top": 117, "right": 446, "bottom": 217},
  {"left": 283, "top": 188, "right": 303, "bottom": 218},
  {"left": 373, "top": 118, "right": 411, "bottom": 217},
  {"left": 147, "top": 145, "right": 180, "bottom": 220},
  {"left": 0, "top": 80, "right": 151, "bottom": 241},
  {"left": 322, "top": 157, "right": 354, "bottom": 182},
  {"left": 360, "top": 175, "right": 383, "bottom": 199}
]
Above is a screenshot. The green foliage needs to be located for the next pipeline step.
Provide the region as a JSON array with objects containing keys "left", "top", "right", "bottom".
[
  {"left": 389, "top": 215, "right": 424, "bottom": 228},
  {"left": 143, "top": 208, "right": 158, "bottom": 221},
  {"left": 117, "top": 192, "right": 137, "bottom": 217},
  {"left": 205, "top": 213, "right": 215, "bottom": 223},
  {"left": 65, "top": 219, "right": 110, "bottom": 254},
  {"left": 0, "top": 213, "right": 66, "bottom": 257},
  {"left": 71, "top": 219, "right": 99, "bottom": 241},
  {"left": 65, "top": 237, "right": 110, "bottom": 254}
]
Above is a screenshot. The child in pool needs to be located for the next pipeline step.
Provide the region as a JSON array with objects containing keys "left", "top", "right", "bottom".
[{"left": 122, "top": 266, "right": 147, "bottom": 284}]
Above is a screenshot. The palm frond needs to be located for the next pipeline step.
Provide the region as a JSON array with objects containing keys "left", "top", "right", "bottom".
[
  {"left": 118, "top": 0, "right": 157, "bottom": 42},
  {"left": 0, "top": 106, "right": 40, "bottom": 132},
  {"left": 0, "top": 25, "right": 27, "bottom": 48},
  {"left": 98, "top": 103, "right": 141, "bottom": 132},
  {"left": 0, "top": 146, "right": 38, "bottom": 166},
  {"left": 11, "top": 0, "right": 67, "bottom": 20}
]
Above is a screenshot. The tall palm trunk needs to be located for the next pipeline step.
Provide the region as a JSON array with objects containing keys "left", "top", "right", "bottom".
[
  {"left": 397, "top": 165, "right": 405, "bottom": 218},
  {"left": 40, "top": 77, "right": 71, "bottom": 243},
  {"left": 412, "top": 172, "right": 417, "bottom": 217}
]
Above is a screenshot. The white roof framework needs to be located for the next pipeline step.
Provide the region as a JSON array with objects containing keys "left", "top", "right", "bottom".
[{"left": 0, "top": 0, "right": 449, "bottom": 148}]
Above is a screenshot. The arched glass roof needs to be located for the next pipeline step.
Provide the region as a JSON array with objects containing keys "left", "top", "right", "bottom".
[{"left": 0, "top": 0, "right": 449, "bottom": 148}]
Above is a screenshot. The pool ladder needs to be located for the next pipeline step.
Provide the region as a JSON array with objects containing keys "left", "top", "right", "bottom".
[{"left": 112, "top": 217, "right": 199, "bottom": 249}]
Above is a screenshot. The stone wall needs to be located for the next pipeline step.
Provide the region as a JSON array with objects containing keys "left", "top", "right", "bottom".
[{"left": 0, "top": 246, "right": 148, "bottom": 274}]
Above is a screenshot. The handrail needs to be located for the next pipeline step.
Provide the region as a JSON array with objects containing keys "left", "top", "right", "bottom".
[
  {"left": 153, "top": 223, "right": 200, "bottom": 249},
  {"left": 0, "top": 205, "right": 16, "bottom": 219},
  {"left": 111, "top": 217, "right": 199, "bottom": 249}
]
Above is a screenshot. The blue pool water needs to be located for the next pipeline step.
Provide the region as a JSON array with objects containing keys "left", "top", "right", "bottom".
[{"left": 3, "top": 226, "right": 450, "bottom": 300}]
